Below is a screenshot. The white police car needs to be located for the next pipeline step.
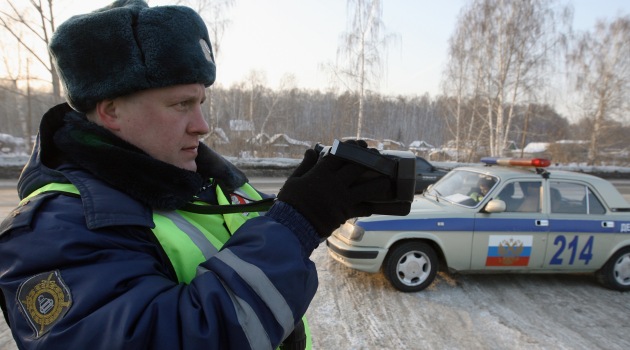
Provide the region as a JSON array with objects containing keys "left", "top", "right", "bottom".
[{"left": 326, "top": 157, "right": 630, "bottom": 292}]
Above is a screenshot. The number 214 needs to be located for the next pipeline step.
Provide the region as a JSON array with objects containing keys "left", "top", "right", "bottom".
[{"left": 549, "top": 235, "right": 594, "bottom": 265}]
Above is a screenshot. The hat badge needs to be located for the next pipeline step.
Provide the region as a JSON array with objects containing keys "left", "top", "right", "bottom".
[{"left": 199, "top": 39, "right": 214, "bottom": 63}]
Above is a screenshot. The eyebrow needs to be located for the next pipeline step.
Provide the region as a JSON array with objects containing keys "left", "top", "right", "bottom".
[{"left": 166, "top": 92, "right": 205, "bottom": 103}]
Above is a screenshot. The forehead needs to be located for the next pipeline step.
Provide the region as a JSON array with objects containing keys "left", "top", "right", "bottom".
[{"left": 125, "top": 84, "right": 206, "bottom": 102}]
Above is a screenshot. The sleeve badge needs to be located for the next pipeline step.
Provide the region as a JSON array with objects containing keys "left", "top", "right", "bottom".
[{"left": 17, "top": 270, "right": 72, "bottom": 338}]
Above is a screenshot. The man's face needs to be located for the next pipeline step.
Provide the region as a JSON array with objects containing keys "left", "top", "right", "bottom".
[{"left": 111, "top": 84, "right": 209, "bottom": 171}]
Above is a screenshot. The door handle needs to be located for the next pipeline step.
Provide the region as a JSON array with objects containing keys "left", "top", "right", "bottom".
[
  {"left": 536, "top": 219, "right": 549, "bottom": 227},
  {"left": 602, "top": 221, "right": 615, "bottom": 228}
]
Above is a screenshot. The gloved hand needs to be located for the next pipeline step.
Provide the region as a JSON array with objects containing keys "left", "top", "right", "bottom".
[
  {"left": 279, "top": 319, "right": 306, "bottom": 350},
  {"left": 277, "top": 141, "right": 405, "bottom": 238}
]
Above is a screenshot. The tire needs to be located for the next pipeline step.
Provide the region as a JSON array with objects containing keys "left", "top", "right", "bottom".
[
  {"left": 596, "top": 247, "right": 630, "bottom": 291},
  {"left": 383, "top": 241, "right": 438, "bottom": 293}
]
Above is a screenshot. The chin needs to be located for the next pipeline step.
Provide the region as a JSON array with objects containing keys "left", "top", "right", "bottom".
[
  {"left": 173, "top": 160, "right": 197, "bottom": 172},
  {"left": 182, "top": 164, "right": 197, "bottom": 172}
]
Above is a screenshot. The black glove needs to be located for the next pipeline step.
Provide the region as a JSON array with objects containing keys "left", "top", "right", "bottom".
[
  {"left": 277, "top": 141, "right": 401, "bottom": 238},
  {"left": 279, "top": 319, "right": 307, "bottom": 350}
]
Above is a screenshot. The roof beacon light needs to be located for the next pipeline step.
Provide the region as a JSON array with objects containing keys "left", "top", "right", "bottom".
[{"left": 481, "top": 157, "right": 551, "bottom": 168}]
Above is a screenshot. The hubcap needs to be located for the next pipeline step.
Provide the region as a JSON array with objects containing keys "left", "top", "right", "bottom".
[
  {"left": 613, "top": 253, "right": 630, "bottom": 286},
  {"left": 397, "top": 251, "right": 430, "bottom": 286}
]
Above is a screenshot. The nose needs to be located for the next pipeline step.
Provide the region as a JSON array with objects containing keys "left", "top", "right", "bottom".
[{"left": 189, "top": 105, "right": 210, "bottom": 137}]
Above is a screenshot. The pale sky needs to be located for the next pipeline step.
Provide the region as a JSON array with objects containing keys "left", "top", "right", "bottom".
[{"left": 23, "top": 0, "right": 630, "bottom": 97}]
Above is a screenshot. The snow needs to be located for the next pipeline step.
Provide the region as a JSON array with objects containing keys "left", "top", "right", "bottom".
[
  {"left": 0, "top": 155, "right": 29, "bottom": 167},
  {"left": 523, "top": 142, "right": 550, "bottom": 153},
  {"left": 226, "top": 156, "right": 301, "bottom": 168}
]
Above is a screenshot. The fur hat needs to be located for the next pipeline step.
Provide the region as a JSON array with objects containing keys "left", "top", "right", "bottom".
[{"left": 49, "top": 0, "right": 216, "bottom": 113}]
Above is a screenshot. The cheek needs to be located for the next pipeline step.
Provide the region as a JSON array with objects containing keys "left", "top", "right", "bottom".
[
  {"left": 119, "top": 115, "right": 171, "bottom": 153},
  {"left": 116, "top": 106, "right": 189, "bottom": 155},
  {"left": 140, "top": 119, "right": 189, "bottom": 155},
  {"left": 138, "top": 123, "right": 177, "bottom": 150}
]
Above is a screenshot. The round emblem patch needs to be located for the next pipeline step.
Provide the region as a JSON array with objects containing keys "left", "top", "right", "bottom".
[{"left": 18, "top": 270, "right": 72, "bottom": 338}]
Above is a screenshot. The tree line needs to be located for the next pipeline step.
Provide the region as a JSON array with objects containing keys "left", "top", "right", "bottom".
[
  {"left": 4, "top": 81, "right": 618, "bottom": 160},
  {"left": 2, "top": 0, "right": 630, "bottom": 165}
]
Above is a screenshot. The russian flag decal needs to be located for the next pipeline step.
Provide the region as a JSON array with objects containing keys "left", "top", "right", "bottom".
[{"left": 486, "top": 235, "right": 533, "bottom": 267}]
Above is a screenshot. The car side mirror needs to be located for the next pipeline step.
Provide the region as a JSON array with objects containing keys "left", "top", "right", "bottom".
[{"left": 484, "top": 199, "right": 506, "bottom": 213}]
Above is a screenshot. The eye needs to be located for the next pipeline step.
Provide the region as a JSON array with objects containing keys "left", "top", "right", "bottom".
[{"left": 173, "top": 100, "right": 192, "bottom": 111}]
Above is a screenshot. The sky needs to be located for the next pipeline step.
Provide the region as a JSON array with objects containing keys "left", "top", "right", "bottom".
[
  {"left": 21, "top": 0, "right": 630, "bottom": 98},
  {"left": 217, "top": 0, "right": 630, "bottom": 97}
]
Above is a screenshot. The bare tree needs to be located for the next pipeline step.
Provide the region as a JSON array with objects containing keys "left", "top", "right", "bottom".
[
  {"left": 568, "top": 16, "right": 630, "bottom": 165},
  {"left": 0, "top": 0, "right": 61, "bottom": 100},
  {"left": 335, "top": 0, "right": 397, "bottom": 139},
  {"left": 443, "top": 0, "right": 571, "bottom": 157},
  {"left": 442, "top": 10, "right": 487, "bottom": 161},
  {"left": 0, "top": 29, "right": 40, "bottom": 149},
  {"left": 259, "top": 74, "right": 297, "bottom": 137}
]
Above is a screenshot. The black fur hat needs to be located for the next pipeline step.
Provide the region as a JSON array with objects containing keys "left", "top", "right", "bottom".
[{"left": 49, "top": 0, "right": 216, "bottom": 113}]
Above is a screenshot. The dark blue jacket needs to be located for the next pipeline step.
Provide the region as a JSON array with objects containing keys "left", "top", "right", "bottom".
[{"left": 0, "top": 103, "right": 320, "bottom": 349}]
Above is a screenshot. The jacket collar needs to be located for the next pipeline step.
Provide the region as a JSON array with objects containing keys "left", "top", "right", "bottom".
[{"left": 62, "top": 167, "right": 155, "bottom": 229}]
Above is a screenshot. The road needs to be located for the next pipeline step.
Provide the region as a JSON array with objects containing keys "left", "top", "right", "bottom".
[{"left": 1, "top": 178, "right": 630, "bottom": 349}]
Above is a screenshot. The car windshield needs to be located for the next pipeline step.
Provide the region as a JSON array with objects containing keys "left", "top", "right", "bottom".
[{"left": 427, "top": 169, "right": 498, "bottom": 207}]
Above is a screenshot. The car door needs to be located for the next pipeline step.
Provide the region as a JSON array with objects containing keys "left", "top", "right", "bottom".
[
  {"left": 471, "top": 180, "right": 550, "bottom": 270},
  {"left": 543, "top": 180, "right": 616, "bottom": 270}
]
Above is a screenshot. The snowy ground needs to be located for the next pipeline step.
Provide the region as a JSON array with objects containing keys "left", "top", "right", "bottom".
[{"left": 307, "top": 244, "right": 630, "bottom": 349}]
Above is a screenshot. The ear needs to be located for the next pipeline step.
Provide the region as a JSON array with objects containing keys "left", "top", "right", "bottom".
[{"left": 94, "top": 99, "right": 122, "bottom": 131}]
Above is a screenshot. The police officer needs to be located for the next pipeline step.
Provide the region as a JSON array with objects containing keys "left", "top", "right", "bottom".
[
  {"left": 0, "top": 1, "right": 406, "bottom": 349},
  {"left": 470, "top": 177, "right": 496, "bottom": 202}
]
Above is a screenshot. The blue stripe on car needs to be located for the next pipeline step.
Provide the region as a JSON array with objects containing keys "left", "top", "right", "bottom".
[{"left": 358, "top": 218, "right": 623, "bottom": 233}]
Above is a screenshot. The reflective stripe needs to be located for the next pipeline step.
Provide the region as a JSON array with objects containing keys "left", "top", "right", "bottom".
[
  {"left": 21, "top": 183, "right": 80, "bottom": 204},
  {"left": 216, "top": 249, "right": 295, "bottom": 339},
  {"left": 217, "top": 278, "right": 272, "bottom": 350},
  {"left": 151, "top": 214, "right": 207, "bottom": 284},
  {"left": 154, "top": 210, "right": 219, "bottom": 260}
]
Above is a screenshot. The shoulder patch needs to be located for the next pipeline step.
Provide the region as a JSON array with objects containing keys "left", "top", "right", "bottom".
[{"left": 17, "top": 270, "right": 72, "bottom": 338}]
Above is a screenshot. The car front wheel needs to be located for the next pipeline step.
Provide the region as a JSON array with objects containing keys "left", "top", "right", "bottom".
[
  {"left": 383, "top": 241, "right": 438, "bottom": 292},
  {"left": 596, "top": 247, "right": 630, "bottom": 291}
]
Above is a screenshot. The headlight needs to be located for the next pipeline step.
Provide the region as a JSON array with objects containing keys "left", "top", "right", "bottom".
[{"left": 336, "top": 221, "right": 365, "bottom": 241}]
